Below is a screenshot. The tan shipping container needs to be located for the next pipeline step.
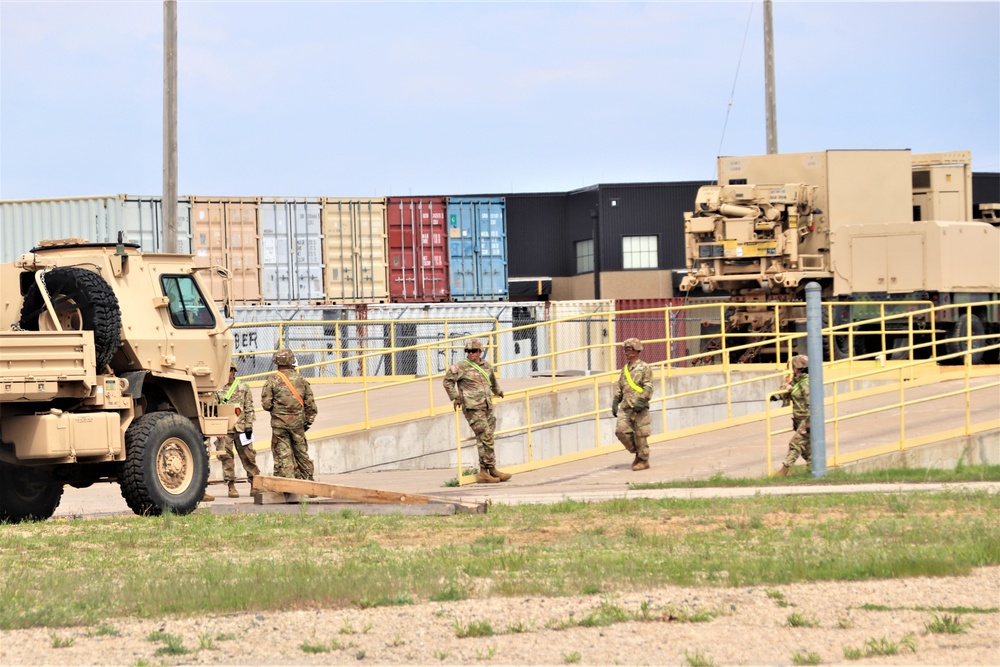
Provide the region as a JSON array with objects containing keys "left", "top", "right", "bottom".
[
  {"left": 190, "top": 197, "right": 262, "bottom": 304},
  {"left": 321, "top": 198, "right": 389, "bottom": 303}
]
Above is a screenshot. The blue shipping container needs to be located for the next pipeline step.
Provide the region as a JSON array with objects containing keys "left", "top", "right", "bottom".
[{"left": 447, "top": 197, "right": 508, "bottom": 301}]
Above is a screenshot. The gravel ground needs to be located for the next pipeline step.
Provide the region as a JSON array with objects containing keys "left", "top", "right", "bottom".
[{"left": 2, "top": 567, "right": 997, "bottom": 666}]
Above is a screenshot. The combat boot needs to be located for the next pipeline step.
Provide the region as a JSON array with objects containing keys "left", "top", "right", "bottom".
[
  {"left": 487, "top": 466, "right": 512, "bottom": 482},
  {"left": 476, "top": 466, "right": 501, "bottom": 484},
  {"left": 201, "top": 491, "right": 215, "bottom": 502},
  {"left": 227, "top": 481, "right": 239, "bottom": 498},
  {"left": 776, "top": 464, "right": 790, "bottom": 477},
  {"left": 631, "top": 459, "right": 650, "bottom": 471}
]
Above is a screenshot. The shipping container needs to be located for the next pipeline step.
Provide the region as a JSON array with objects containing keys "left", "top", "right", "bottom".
[
  {"left": 321, "top": 198, "right": 389, "bottom": 304},
  {"left": 259, "top": 198, "right": 325, "bottom": 303},
  {"left": 0, "top": 195, "right": 192, "bottom": 263},
  {"left": 190, "top": 197, "right": 262, "bottom": 304},
  {"left": 447, "top": 197, "right": 508, "bottom": 301},
  {"left": 386, "top": 197, "right": 450, "bottom": 302}
]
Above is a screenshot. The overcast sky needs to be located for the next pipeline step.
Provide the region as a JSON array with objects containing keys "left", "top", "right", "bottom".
[{"left": 2, "top": 1, "right": 998, "bottom": 201}]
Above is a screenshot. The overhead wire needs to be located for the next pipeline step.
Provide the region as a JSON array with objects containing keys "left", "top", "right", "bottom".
[{"left": 714, "top": 2, "right": 757, "bottom": 183}]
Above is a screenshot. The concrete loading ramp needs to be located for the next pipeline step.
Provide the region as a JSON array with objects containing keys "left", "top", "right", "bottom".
[{"left": 213, "top": 370, "right": 999, "bottom": 484}]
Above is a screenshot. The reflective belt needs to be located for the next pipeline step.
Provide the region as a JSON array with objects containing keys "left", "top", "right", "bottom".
[
  {"left": 624, "top": 364, "right": 643, "bottom": 394},
  {"left": 463, "top": 359, "right": 491, "bottom": 383},
  {"left": 222, "top": 381, "right": 238, "bottom": 404}
]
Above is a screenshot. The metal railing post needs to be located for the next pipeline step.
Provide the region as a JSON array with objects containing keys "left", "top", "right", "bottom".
[{"left": 805, "top": 282, "right": 827, "bottom": 478}]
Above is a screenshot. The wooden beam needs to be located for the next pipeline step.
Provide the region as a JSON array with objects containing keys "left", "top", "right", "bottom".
[{"left": 250, "top": 475, "right": 486, "bottom": 513}]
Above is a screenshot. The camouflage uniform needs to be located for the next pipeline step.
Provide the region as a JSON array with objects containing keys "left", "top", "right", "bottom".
[
  {"left": 261, "top": 351, "right": 318, "bottom": 480},
  {"left": 779, "top": 373, "right": 811, "bottom": 467},
  {"left": 613, "top": 339, "right": 654, "bottom": 467},
  {"left": 214, "top": 376, "right": 260, "bottom": 484},
  {"left": 443, "top": 350, "right": 504, "bottom": 469}
]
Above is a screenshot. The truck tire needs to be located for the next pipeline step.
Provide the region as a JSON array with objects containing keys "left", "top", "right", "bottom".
[
  {"left": 119, "top": 412, "right": 208, "bottom": 517},
  {"left": 0, "top": 464, "right": 64, "bottom": 523},
  {"left": 944, "top": 314, "right": 985, "bottom": 365},
  {"left": 19, "top": 267, "right": 122, "bottom": 370}
]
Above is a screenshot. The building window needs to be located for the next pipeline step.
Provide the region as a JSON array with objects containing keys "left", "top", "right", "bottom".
[
  {"left": 622, "top": 235, "right": 658, "bottom": 269},
  {"left": 575, "top": 239, "right": 594, "bottom": 274}
]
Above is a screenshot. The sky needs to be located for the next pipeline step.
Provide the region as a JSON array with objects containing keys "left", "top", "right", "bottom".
[{"left": 1, "top": 1, "right": 998, "bottom": 201}]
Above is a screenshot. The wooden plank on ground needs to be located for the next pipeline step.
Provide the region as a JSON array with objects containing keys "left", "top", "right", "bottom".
[{"left": 250, "top": 475, "right": 486, "bottom": 513}]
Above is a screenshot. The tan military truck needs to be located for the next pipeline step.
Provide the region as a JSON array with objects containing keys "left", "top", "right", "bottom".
[
  {"left": 679, "top": 149, "right": 999, "bottom": 362},
  {"left": 0, "top": 238, "right": 237, "bottom": 522}
]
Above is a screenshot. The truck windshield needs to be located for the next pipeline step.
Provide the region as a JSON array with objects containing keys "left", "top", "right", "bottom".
[{"left": 161, "top": 275, "right": 215, "bottom": 328}]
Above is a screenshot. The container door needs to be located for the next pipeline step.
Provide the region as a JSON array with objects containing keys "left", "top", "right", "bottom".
[
  {"left": 447, "top": 200, "right": 479, "bottom": 300},
  {"left": 192, "top": 201, "right": 228, "bottom": 301},
  {"left": 388, "top": 197, "right": 449, "bottom": 302},
  {"left": 322, "top": 200, "right": 355, "bottom": 302},
  {"left": 226, "top": 201, "right": 262, "bottom": 303},
  {"left": 259, "top": 201, "right": 294, "bottom": 302},
  {"left": 322, "top": 199, "right": 388, "bottom": 303},
  {"left": 294, "top": 201, "right": 325, "bottom": 302},
  {"left": 477, "top": 200, "right": 508, "bottom": 300},
  {"left": 356, "top": 199, "right": 388, "bottom": 302}
]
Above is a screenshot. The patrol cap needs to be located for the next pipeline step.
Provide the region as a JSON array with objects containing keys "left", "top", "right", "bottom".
[
  {"left": 622, "top": 337, "right": 644, "bottom": 352},
  {"left": 229, "top": 361, "right": 238, "bottom": 372},
  {"left": 273, "top": 348, "right": 297, "bottom": 366},
  {"left": 792, "top": 354, "right": 809, "bottom": 369},
  {"left": 465, "top": 339, "right": 484, "bottom": 352}
]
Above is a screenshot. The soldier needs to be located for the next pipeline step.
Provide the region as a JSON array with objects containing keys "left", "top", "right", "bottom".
[
  {"left": 772, "top": 354, "right": 811, "bottom": 476},
  {"left": 443, "top": 338, "right": 511, "bottom": 484},
  {"left": 213, "top": 361, "right": 260, "bottom": 497},
  {"left": 261, "top": 349, "right": 317, "bottom": 480},
  {"left": 611, "top": 337, "right": 654, "bottom": 471}
]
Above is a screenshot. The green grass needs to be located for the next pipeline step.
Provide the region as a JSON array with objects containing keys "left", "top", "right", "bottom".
[
  {"left": 1, "top": 490, "right": 997, "bottom": 630},
  {"left": 684, "top": 649, "right": 716, "bottom": 667},
  {"left": 454, "top": 619, "right": 494, "bottom": 638},
  {"left": 843, "top": 633, "right": 917, "bottom": 660},
  {"left": 786, "top": 611, "right": 819, "bottom": 628},
  {"left": 791, "top": 651, "right": 823, "bottom": 665},
  {"left": 630, "top": 464, "right": 1000, "bottom": 489},
  {"left": 925, "top": 613, "right": 972, "bottom": 634}
]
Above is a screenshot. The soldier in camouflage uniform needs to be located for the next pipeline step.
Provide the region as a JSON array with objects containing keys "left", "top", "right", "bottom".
[
  {"left": 772, "top": 354, "right": 811, "bottom": 476},
  {"left": 261, "top": 349, "right": 317, "bottom": 480},
  {"left": 611, "top": 338, "right": 654, "bottom": 471},
  {"left": 214, "top": 362, "right": 260, "bottom": 498},
  {"left": 443, "top": 338, "right": 511, "bottom": 484}
]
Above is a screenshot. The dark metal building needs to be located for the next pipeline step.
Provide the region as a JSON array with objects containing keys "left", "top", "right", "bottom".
[
  {"left": 973, "top": 172, "right": 1000, "bottom": 217},
  {"left": 503, "top": 182, "right": 708, "bottom": 279}
]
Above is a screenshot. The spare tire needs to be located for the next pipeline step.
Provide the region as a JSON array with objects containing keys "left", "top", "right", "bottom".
[{"left": 19, "top": 267, "right": 122, "bottom": 370}]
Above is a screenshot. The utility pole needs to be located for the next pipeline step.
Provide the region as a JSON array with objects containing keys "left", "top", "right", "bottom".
[
  {"left": 763, "top": 0, "right": 778, "bottom": 154},
  {"left": 163, "top": 0, "right": 178, "bottom": 253}
]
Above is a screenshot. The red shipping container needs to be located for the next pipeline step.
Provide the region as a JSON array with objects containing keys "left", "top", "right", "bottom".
[{"left": 387, "top": 197, "right": 450, "bottom": 302}]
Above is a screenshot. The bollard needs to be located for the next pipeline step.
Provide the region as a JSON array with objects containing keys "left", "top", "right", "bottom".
[{"left": 805, "top": 282, "right": 827, "bottom": 478}]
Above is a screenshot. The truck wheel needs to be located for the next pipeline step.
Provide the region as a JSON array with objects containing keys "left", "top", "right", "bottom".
[
  {"left": 19, "top": 266, "right": 122, "bottom": 370},
  {"left": 944, "top": 314, "right": 985, "bottom": 365},
  {"left": 0, "top": 464, "right": 64, "bottom": 523},
  {"left": 119, "top": 412, "right": 208, "bottom": 517}
]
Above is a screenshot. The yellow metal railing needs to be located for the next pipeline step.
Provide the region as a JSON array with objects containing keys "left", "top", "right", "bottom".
[
  {"left": 765, "top": 303, "right": 1000, "bottom": 474},
  {"left": 229, "top": 299, "right": 998, "bottom": 483}
]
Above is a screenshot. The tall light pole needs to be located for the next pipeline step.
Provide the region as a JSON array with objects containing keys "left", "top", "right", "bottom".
[
  {"left": 763, "top": 0, "right": 778, "bottom": 154},
  {"left": 163, "top": 0, "right": 178, "bottom": 252}
]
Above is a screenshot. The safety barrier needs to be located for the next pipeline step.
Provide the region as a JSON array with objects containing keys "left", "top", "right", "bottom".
[{"left": 231, "top": 299, "right": 998, "bottom": 483}]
